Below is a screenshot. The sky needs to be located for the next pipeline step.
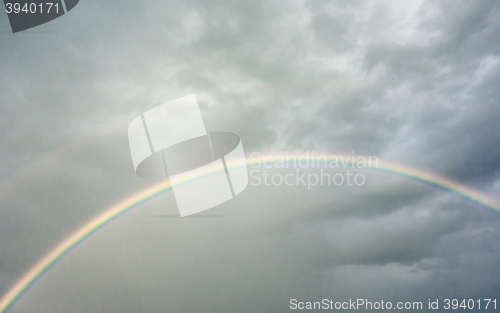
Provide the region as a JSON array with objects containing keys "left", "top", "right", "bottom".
[{"left": 1, "top": 0, "right": 500, "bottom": 312}]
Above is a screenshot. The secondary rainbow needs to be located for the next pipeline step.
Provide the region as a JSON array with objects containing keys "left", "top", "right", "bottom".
[{"left": 1, "top": 154, "right": 499, "bottom": 313}]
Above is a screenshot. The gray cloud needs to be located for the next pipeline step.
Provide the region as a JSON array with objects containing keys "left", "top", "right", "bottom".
[{"left": 1, "top": 0, "right": 500, "bottom": 312}]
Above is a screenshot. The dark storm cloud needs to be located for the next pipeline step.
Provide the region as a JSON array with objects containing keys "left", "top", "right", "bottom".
[{"left": 1, "top": 0, "right": 500, "bottom": 312}]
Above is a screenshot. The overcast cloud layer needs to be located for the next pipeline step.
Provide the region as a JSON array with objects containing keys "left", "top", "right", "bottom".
[{"left": 1, "top": 0, "right": 500, "bottom": 312}]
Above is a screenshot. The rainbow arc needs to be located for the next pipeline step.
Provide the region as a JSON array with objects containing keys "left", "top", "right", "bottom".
[{"left": 1, "top": 155, "right": 499, "bottom": 312}]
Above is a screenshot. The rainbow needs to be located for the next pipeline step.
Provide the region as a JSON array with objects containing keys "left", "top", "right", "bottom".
[{"left": 1, "top": 154, "right": 499, "bottom": 312}]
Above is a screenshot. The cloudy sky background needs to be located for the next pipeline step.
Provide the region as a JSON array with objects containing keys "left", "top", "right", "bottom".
[{"left": 1, "top": 0, "right": 500, "bottom": 311}]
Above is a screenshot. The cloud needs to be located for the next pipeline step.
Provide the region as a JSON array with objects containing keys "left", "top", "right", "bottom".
[{"left": 1, "top": 0, "right": 500, "bottom": 311}]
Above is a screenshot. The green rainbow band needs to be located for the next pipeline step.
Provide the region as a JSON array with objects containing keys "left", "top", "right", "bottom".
[{"left": 1, "top": 155, "right": 499, "bottom": 312}]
